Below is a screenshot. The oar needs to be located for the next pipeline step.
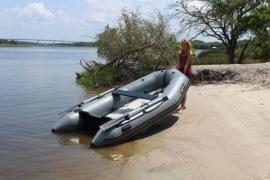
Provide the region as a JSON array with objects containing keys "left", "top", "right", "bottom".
[{"left": 59, "top": 86, "right": 120, "bottom": 115}]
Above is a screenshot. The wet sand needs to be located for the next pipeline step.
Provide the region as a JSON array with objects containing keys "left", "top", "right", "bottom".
[{"left": 103, "top": 84, "right": 270, "bottom": 180}]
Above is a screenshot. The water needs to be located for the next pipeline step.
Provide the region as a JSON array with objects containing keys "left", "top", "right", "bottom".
[
  {"left": 0, "top": 47, "right": 176, "bottom": 180},
  {"left": 0, "top": 47, "right": 115, "bottom": 179}
]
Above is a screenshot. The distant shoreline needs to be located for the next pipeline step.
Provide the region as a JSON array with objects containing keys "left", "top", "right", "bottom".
[
  {"left": 0, "top": 39, "right": 97, "bottom": 48},
  {"left": 0, "top": 44, "right": 97, "bottom": 48},
  {"left": 0, "top": 44, "right": 31, "bottom": 48}
]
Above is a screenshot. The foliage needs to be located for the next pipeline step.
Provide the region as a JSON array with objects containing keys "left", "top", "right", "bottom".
[
  {"left": 193, "top": 50, "right": 229, "bottom": 65},
  {"left": 0, "top": 39, "right": 17, "bottom": 44},
  {"left": 78, "top": 10, "right": 180, "bottom": 86},
  {"left": 167, "top": 34, "right": 180, "bottom": 51},
  {"left": 72, "top": 41, "right": 97, "bottom": 47},
  {"left": 245, "top": 4, "right": 270, "bottom": 34},
  {"left": 174, "top": 0, "right": 270, "bottom": 64},
  {"left": 248, "top": 30, "right": 270, "bottom": 61},
  {"left": 96, "top": 10, "right": 176, "bottom": 74},
  {"left": 77, "top": 65, "right": 117, "bottom": 86},
  {"left": 191, "top": 40, "right": 225, "bottom": 49}
]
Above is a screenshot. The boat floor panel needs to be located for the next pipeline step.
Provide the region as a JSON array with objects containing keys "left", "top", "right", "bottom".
[
  {"left": 105, "top": 98, "right": 149, "bottom": 119},
  {"left": 105, "top": 91, "right": 162, "bottom": 119}
]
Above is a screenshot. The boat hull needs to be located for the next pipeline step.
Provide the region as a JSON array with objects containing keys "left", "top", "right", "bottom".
[{"left": 52, "top": 68, "right": 190, "bottom": 147}]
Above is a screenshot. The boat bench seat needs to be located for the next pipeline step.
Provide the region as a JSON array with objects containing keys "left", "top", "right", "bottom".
[{"left": 112, "top": 89, "right": 158, "bottom": 100}]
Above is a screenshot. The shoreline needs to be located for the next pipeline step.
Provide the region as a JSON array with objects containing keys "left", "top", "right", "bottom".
[
  {"left": 0, "top": 45, "right": 97, "bottom": 48},
  {"left": 77, "top": 62, "right": 270, "bottom": 89},
  {"left": 0, "top": 44, "right": 30, "bottom": 48}
]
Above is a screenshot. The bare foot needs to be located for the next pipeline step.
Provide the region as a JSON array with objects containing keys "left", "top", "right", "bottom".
[
  {"left": 176, "top": 106, "right": 185, "bottom": 114},
  {"left": 175, "top": 108, "right": 180, "bottom": 114},
  {"left": 181, "top": 105, "right": 187, "bottom": 110},
  {"left": 176, "top": 109, "right": 182, "bottom": 114},
  {"left": 177, "top": 110, "right": 183, "bottom": 114}
]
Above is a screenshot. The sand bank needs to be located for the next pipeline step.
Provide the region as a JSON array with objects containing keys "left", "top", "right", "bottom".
[
  {"left": 101, "top": 84, "right": 270, "bottom": 180},
  {"left": 191, "top": 62, "right": 270, "bottom": 87}
]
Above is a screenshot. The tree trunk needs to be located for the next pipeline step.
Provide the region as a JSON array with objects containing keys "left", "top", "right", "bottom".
[
  {"left": 238, "top": 38, "right": 251, "bottom": 64},
  {"left": 227, "top": 48, "right": 235, "bottom": 64},
  {"left": 227, "top": 42, "right": 237, "bottom": 64}
]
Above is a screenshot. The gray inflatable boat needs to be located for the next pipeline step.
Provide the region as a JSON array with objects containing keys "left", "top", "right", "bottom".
[{"left": 52, "top": 68, "right": 190, "bottom": 147}]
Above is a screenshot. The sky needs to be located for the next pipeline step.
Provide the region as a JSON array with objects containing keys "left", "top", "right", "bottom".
[{"left": 0, "top": 0, "right": 208, "bottom": 42}]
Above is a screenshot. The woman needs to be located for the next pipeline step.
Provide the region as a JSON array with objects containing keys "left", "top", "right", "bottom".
[{"left": 176, "top": 40, "right": 192, "bottom": 112}]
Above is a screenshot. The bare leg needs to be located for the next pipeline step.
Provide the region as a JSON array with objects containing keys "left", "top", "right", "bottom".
[
  {"left": 176, "top": 94, "right": 187, "bottom": 113},
  {"left": 181, "top": 95, "right": 187, "bottom": 110}
]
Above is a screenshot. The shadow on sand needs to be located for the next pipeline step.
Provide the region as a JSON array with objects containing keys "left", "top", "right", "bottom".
[
  {"left": 94, "top": 115, "right": 180, "bottom": 160},
  {"left": 129, "top": 115, "right": 179, "bottom": 141}
]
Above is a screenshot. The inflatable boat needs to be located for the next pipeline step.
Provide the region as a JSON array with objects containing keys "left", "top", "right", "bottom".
[{"left": 52, "top": 68, "right": 190, "bottom": 147}]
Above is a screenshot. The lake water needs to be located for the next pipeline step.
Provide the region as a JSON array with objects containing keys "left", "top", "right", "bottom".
[{"left": 0, "top": 47, "right": 128, "bottom": 179}]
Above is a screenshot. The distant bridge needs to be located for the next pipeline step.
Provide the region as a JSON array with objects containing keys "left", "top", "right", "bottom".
[{"left": 1, "top": 38, "right": 88, "bottom": 44}]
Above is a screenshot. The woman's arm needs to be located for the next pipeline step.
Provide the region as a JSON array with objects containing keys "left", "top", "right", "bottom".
[{"left": 184, "top": 54, "right": 192, "bottom": 74}]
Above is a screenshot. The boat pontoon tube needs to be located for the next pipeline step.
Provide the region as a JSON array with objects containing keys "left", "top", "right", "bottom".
[{"left": 52, "top": 68, "right": 190, "bottom": 147}]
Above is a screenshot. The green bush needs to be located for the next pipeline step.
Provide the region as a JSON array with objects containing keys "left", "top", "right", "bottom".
[{"left": 77, "top": 65, "right": 117, "bottom": 86}]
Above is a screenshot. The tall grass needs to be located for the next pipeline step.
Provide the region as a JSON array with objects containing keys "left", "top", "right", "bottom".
[
  {"left": 77, "top": 65, "right": 117, "bottom": 86},
  {"left": 193, "top": 50, "right": 229, "bottom": 65}
]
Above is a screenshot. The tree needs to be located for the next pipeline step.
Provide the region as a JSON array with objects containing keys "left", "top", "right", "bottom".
[
  {"left": 174, "top": 0, "right": 269, "bottom": 64},
  {"left": 78, "top": 10, "right": 180, "bottom": 86},
  {"left": 96, "top": 10, "right": 176, "bottom": 73}
]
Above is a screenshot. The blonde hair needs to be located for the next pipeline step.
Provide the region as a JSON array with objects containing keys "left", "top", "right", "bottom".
[{"left": 180, "top": 40, "right": 193, "bottom": 55}]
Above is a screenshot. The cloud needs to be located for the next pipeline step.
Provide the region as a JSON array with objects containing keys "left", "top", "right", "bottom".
[
  {"left": 19, "top": 2, "right": 54, "bottom": 21},
  {"left": 83, "top": 0, "right": 126, "bottom": 23},
  {"left": 0, "top": 1, "right": 180, "bottom": 41},
  {"left": 54, "top": 9, "right": 75, "bottom": 23},
  {"left": 83, "top": 0, "right": 174, "bottom": 23},
  {"left": 0, "top": 2, "right": 81, "bottom": 40},
  {"left": 79, "top": 0, "right": 177, "bottom": 41},
  {"left": 0, "top": 2, "right": 73, "bottom": 24}
]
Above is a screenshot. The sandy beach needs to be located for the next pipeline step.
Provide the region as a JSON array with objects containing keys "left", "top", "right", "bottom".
[{"left": 95, "top": 84, "right": 270, "bottom": 180}]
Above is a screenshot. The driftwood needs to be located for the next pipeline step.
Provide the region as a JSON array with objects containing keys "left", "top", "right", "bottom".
[
  {"left": 191, "top": 62, "right": 270, "bottom": 86},
  {"left": 191, "top": 69, "right": 240, "bottom": 83},
  {"left": 75, "top": 72, "right": 82, "bottom": 80},
  {"left": 79, "top": 57, "right": 104, "bottom": 72}
]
